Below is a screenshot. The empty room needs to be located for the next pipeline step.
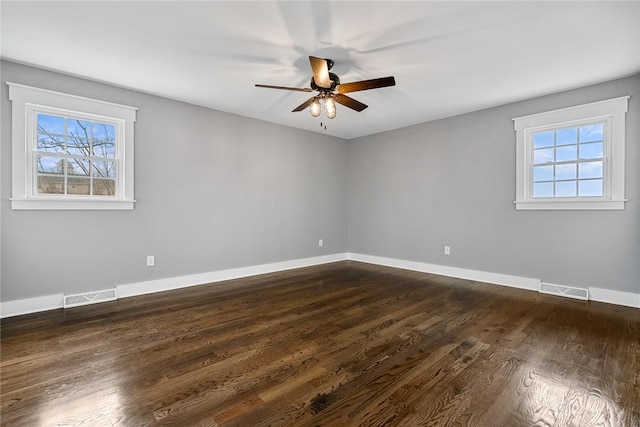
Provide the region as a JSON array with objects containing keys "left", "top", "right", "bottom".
[{"left": 1, "top": 1, "right": 638, "bottom": 426}]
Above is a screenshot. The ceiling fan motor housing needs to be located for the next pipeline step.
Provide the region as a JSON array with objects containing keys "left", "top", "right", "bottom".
[{"left": 311, "top": 72, "right": 340, "bottom": 92}]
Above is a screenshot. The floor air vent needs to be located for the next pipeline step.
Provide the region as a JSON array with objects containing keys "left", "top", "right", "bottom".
[
  {"left": 539, "top": 282, "right": 588, "bottom": 301},
  {"left": 64, "top": 289, "right": 117, "bottom": 308}
]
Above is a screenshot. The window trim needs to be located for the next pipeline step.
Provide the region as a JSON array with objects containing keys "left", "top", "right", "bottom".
[
  {"left": 8, "top": 82, "right": 137, "bottom": 210},
  {"left": 513, "top": 96, "right": 628, "bottom": 210}
]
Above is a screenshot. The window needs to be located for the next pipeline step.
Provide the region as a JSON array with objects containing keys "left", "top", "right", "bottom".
[
  {"left": 8, "top": 83, "right": 137, "bottom": 210},
  {"left": 36, "top": 112, "right": 118, "bottom": 197},
  {"left": 513, "top": 97, "right": 628, "bottom": 210},
  {"left": 531, "top": 122, "right": 605, "bottom": 198}
]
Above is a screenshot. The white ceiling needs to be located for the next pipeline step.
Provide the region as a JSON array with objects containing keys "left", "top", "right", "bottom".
[{"left": 1, "top": 1, "right": 639, "bottom": 139}]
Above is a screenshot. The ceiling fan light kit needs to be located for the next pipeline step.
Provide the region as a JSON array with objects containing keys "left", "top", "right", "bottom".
[
  {"left": 308, "top": 93, "right": 337, "bottom": 119},
  {"left": 256, "top": 56, "right": 396, "bottom": 120}
]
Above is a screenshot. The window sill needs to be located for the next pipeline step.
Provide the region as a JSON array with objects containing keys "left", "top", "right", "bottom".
[
  {"left": 11, "top": 198, "right": 136, "bottom": 210},
  {"left": 515, "top": 199, "right": 626, "bottom": 210}
]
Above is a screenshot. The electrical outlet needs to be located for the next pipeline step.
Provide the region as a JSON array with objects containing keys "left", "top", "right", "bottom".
[
  {"left": 318, "top": 239, "right": 323, "bottom": 247},
  {"left": 147, "top": 255, "right": 155, "bottom": 267},
  {"left": 444, "top": 246, "right": 451, "bottom": 256}
]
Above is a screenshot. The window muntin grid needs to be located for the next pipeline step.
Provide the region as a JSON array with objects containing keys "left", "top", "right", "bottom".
[
  {"left": 531, "top": 122, "right": 605, "bottom": 199},
  {"left": 35, "top": 112, "right": 118, "bottom": 197}
]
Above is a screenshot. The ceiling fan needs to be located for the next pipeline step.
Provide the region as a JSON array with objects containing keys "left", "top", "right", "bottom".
[{"left": 255, "top": 56, "right": 396, "bottom": 120}]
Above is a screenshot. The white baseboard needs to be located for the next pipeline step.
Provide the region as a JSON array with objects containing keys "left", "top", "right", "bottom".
[
  {"left": 346, "top": 252, "right": 541, "bottom": 291},
  {"left": 0, "top": 293, "right": 64, "bottom": 318},
  {"left": 348, "top": 253, "right": 639, "bottom": 309},
  {"left": 588, "top": 287, "right": 640, "bottom": 308},
  {"left": 116, "top": 253, "right": 348, "bottom": 298},
  {"left": 3, "top": 252, "right": 637, "bottom": 318},
  {"left": 0, "top": 254, "right": 347, "bottom": 319}
]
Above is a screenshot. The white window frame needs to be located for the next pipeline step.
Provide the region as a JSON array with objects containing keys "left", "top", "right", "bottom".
[
  {"left": 513, "top": 96, "right": 628, "bottom": 210},
  {"left": 8, "top": 82, "right": 137, "bottom": 210}
]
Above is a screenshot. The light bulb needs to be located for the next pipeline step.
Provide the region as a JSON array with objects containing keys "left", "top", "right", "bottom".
[
  {"left": 325, "top": 97, "right": 336, "bottom": 119},
  {"left": 310, "top": 98, "right": 321, "bottom": 117}
]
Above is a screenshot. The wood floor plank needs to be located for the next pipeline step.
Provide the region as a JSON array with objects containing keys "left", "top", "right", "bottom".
[{"left": 1, "top": 261, "right": 638, "bottom": 426}]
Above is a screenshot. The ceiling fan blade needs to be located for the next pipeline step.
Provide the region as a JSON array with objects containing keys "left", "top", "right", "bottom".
[
  {"left": 336, "top": 76, "right": 396, "bottom": 94},
  {"left": 309, "top": 56, "right": 331, "bottom": 89},
  {"left": 292, "top": 97, "right": 316, "bottom": 112},
  {"left": 255, "top": 84, "right": 314, "bottom": 92},
  {"left": 333, "top": 94, "right": 368, "bottom": 112}
]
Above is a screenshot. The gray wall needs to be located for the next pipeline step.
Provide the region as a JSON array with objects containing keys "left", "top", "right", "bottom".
[
  {"left": 1, "top": 60, "right": 348, "bottom": 301},
  {"left": 348, "top": 75, "right": 640, "bottom": 294},
  {"left": 2, "top": 60, "right": 638, "bottom": 303}
]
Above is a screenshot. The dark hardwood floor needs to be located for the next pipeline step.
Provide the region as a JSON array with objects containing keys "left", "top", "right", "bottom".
[{"left": 1, "top": 261, "right": 638, "bottom": 426}]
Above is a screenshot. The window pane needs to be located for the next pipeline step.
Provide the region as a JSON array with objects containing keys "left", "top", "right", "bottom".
[
  {"left": 92, "top": 140, "right": 116, "bottom": 158},
  {"left": 534, "top": 148, "right": 554, "bottom": 164},
  {"left": 533, "top": 131, "right": 554, "bottom": 149},
  {"left": 555, "top": 163, "right": 577, "bottom": 180},
  {"left": 556, "top": 145, "right": 577, "bottom": 162},
  {"left": 67, "top": 177, "right": 90, "bottom": 195},
  {"left": 556, "top": 127, "right": 577, "bottom": 146},
  {"left": 92, "top": 161, "right": 116, "bottom": 178},
  {"left": 92, "top": 122, "right": 115, "bottom": 141},
  {"left": 556, "top": 181, "right": 577, "bottom": 197},
  {"left": 37, "top": 156, "right": 64, "bottom": 174},
  {"left": 533, "top": 182, "right": 553, "bottom": 198},
  {"left": 579, "top": 179, "right": 603, "bottom": 197},
  {"left": 66, "top": 119, "right": 91, "bottom": 138},
  {"left": 68, "top": 158, "right": 90, "bottom": 176},
  {"left": 93, "top": 179, "right": 116, "bottom": 196},
  {"left": 579, "top": 142, "right": 603, "bottom": 160},
  {"left": 579, "top": 161, "right": 603, "bottom": 179},
  {"left": 66, "top": 137, "right": 90, "bottom": 156},
  {"left": 37, "top": 175, "right": 64, "bottom": 194},
  {"left": 37, "top": 134, "right": 65, "bottom": 153},
  {"left": 579, "top": 123, "right": 603, "bottom": 143},
  {"left": 37, "top": 114, "right": 65, "bottom": 135},
  {"left": 533, "top": 165, "right": 553, "bottom": 182}
]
